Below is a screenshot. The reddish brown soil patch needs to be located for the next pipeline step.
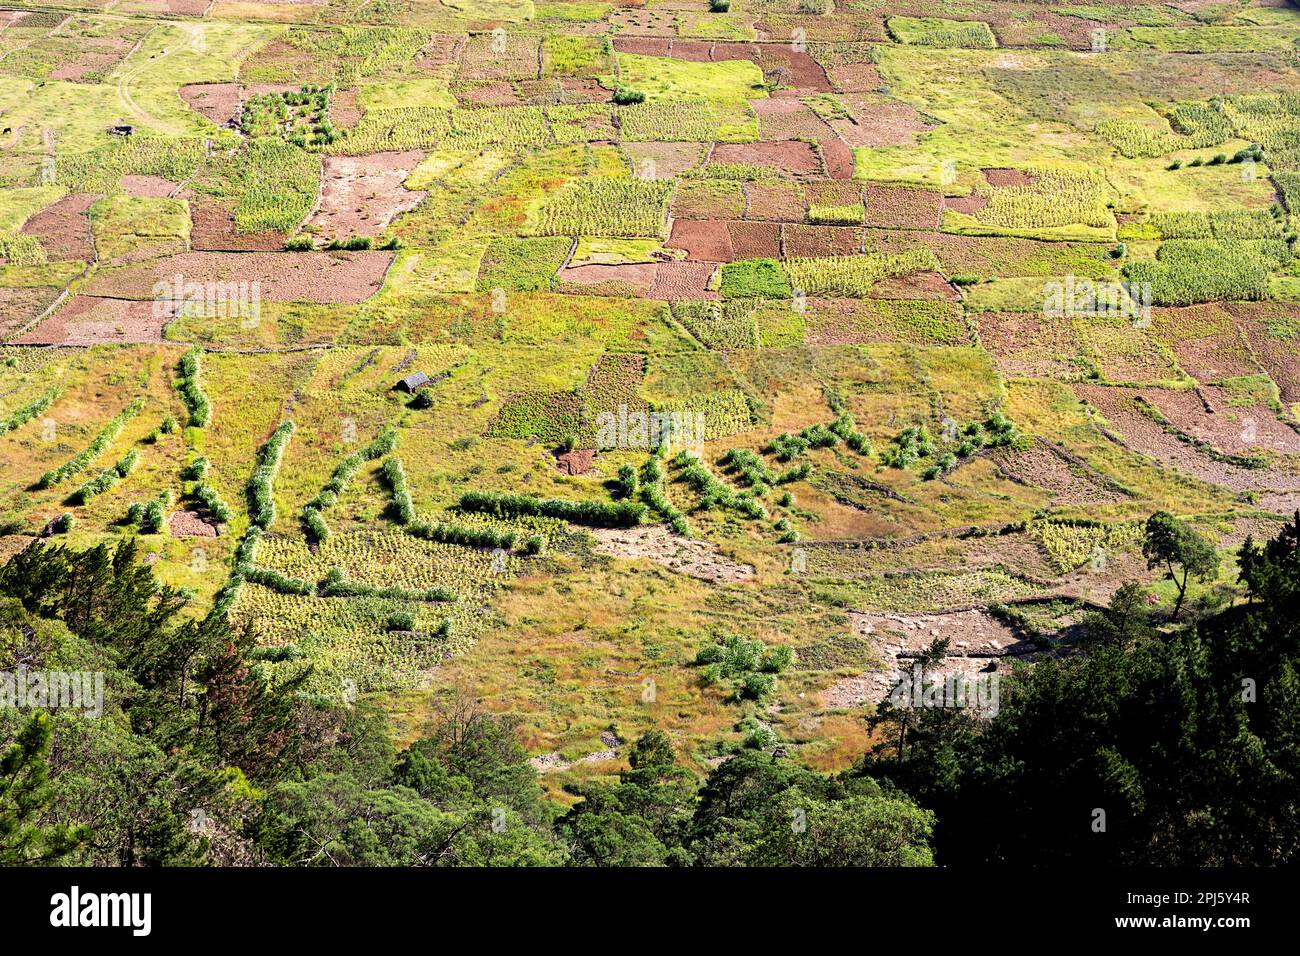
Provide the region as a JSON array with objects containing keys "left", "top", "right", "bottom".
[
  {"left": 1143, "top": 386, "right": 1300, "bottom": 457},
  {"left": 309, "top": 150, "right": 426, "bottom": 240},
  {"left": 330, "top": 88, "right": 363, "bottom": 130},
  {"left": 832, "top": 95, "right": 933, "bottom": 147},
  {"left": 671, "top": 39, "right": 714, "bottom": 62},
  {"left": 973, "top": 311, "right": 1086, "bottom": 378},
  {"left": 187, "top": 197, "right": 286, "bottom": 252},
  {"left": 826, "top": 62, "right": 882, "bottom": 93},
  {"left": 456, "top": 81, "right": 523, "bottom": 107},
  {"left": 83, "top": 251, "right": 395, "bottom": 304},
  {"left": 611, "top": 37, "right": 673, "bottom": 56},
  {"left": 752, "top": 47, "right": 832, "bottom": 92},
  {"left": 121, "top": 175, "right": 178, "bottom": 198},
  {"left": 1151, "top": 307, "right": 1260, "bottom": 383},
  {"left": 751, "top": 97, "right": 830, "bottom": 141},
  {"left": 983, "top": 167, "right": 1035, "bottom": 188},
  {"left": 744, "top": 180, "right": 805, "bottom": 222},
  {"left": 649, "top": 261, "right": 718, "bottom": 301},
  {"left": 589, "top": 524, "right": 754, "bottom": 583},
  {"left": 0, "top": 288, "right": 63, "bottom": 341},
  {"left": 863, "top": 184, "right": 943, "bottom": 230},
  {"left": 783, "top": 224, "right": 862, "bottom": 258},
  {"left": 557, "top": 263, "right": 657, "bottom": 296},
  {"left": 711, "top": 141, "right": 822, "bottom": 175},
  {"left": 622, "top": 141, "right": 705, "bottom": 180},
  {"left": 806, "top": 180, "right": 861, "bottom": 208},
  {"left": 727, "top": 220, "right": 782, "bottom": 259},
  {"left": 1078, "top": 384, "right": 1300, "bottom": 492},
  {"left": 559, "top": 78, "right": 611, "bottom": 103},
  {"left": 414, "top": 34, "right": 461, "bottom": 69},
  {"left": 870, "top": 271, "right": 959, "bottom": 302},
  {"left": 989, "top": 441, "right": 1127, "bottom": 506},
  {"left": 49, "top": 52, "right": 121, "bottom": 83},
  {"left": 666, "top": 219, "right": 734, "bottom": 262},
  {"left": 1227, "top": 303, "right": 1300, "bottom": 403},
  {"left": 945, "top": 193, "right": 989, "bottom": 215},
  {"left": 179, "top": 83, "right": 243, "bottom": 128},
  {"left": 166, "top": 0, "right": 211, "bottom": 13},
  {"left": 19, "top": 193, "right": 97, "bottom": 262},
  {"left": 169, "top": 509, "right": 218, "bottom": 537},
  {"left": 15, "top": 295, "right": 175, "bottom": 345},
  {"left": 556, "top": 449, "right": 596, "bottom": 475},
  {"left": 819, "top": 135, "right": 856, "bottom": 180}
]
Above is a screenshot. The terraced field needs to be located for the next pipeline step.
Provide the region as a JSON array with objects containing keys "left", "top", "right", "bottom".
[{"left": 3, "top": 0, "right": 1300, "bottom": 794}]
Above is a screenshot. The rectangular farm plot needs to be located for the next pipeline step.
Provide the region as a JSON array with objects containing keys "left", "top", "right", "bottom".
[
  {"left": 527, "top": 179, "right": 672, "bottom": 238},
  {"left": 14, "top": 295, "right": 176, "bottom": 345},
  {"left": 83, "top": 251, "right": 396, "bottom": 304},
  {"left": 307, "top": 150, "right": 428, "bottom": 241}
]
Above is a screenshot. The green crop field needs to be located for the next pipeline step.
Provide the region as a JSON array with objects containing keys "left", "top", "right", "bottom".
[{"left": 3, "top": 0, "right": 1300, "bottom": 878}]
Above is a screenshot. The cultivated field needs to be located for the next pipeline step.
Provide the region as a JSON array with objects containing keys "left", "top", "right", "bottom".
[{"left": 3, "top": 0, "right": 1300, "bottom": 792}]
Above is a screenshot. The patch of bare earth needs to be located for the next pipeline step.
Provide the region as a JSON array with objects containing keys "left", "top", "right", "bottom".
[
  {"left": 1078, "top": 383, "right": 1300, "bottom": 493},
  {"left": 19, "top": 193, "right": 97, "bottom": 261},
  {"left": 308, "top": 150, "right": 427, "bottom": 240},
  {"left": 666, "top": 219, "right": 734, "bottom": 262},
  {"left": 711, "top": 141, "right": 822, "bottom": 176},
  {"left": 83, "top": 251, "right": 395, "bottom": 304},
  {"left": 783, "top": 223, "right": 862, "bottom": 258},
  {"left": 14, "top": 295, "right": 176, "bottom": 345},
  {"left": 870, "top": 271, "right": 959, "bottom": 301},
  {"left": 179, "top": 83, "right": 242, "bottom": 127},
  {"left": 649, "top": 261, "right": 718, "bottom": 300},
  {"left": 121, "top": 175, "right": 178, "bottom": 198},
  {"left": 169, "top": 509, "right": 219, "bottom": 537},
  {"left": 329, "top": 88, "right": 362, "bottom": 129},
  {"left": 744, "top": 180, "right": 806, "bottom": 222},
  {"left": 556, "top": 262, "right": 658, "bottom": 296},
  {"left": 727, "top": 220, "right": 782, "bottom": 258},
  {"left": 187, "top": 197, "right": 286, "bottom": 252},
  {"left": 825, "top": 608, "right": 1038, "bottom": 709},
  {"left": 622, "top": 141, "right": 705, "bottom": 179},
  {"left": 832, "top": 96, "right": 933, "bottom": 147},
  {"left": 589, "top": 524, "right": 754, "bottom": 583},
  {"left": 988, "top": 440, "right": 1126, "bottom": 505}
]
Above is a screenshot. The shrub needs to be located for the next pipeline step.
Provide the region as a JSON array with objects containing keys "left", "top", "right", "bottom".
[
  {"left": 248, "top": 421, "right": 295, "bottom": 529},
  {"left": 177, "top": 347, "right": 211, "bottom": 428},
  {"left": 458, "top": 490, "right": 645, "bottom": 527},
  {"left": 613, "top": 87, "right": 645, "bottom": 105},
  {"left": 0, "top": 387, "right": 59, "bottom": 435}
]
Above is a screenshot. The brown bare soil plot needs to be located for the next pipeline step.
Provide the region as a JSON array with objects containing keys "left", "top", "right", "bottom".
[
  {"left": 862, "top": 184, "right": 943, "bottom": 230},
  {"left": 988, "top": 441, "right": 1126, "bottom": 506},
  {"left": 622, "top": 141, "right": 705, "bottom": 180},
  {"left": 179, "top": 83, "right": 242, "bottom": 127},
  {"left": 120, "top": 175, "right": 178, "bottom": 198},
  {"left": 0, "top": 288, "right": 64, "bottom": 341},
  {"left": 711, "top": 141, "right": 822, "bottom": 176},
  {"left": 308, "top": 150, "right": 427, "bottom": 240},
  {"left": 783, "top": 223, "right": 862, "bottom": 258},
  {"left": 1228, "top": 303, "right": 1300, "bottom": 403},
  {"left": 744, "top": 180, "right": 805, "bottom": 222},
  {"left": 556, "top": 263, "right": 658, "bottom": 296},
  {"left": 869, "top": 271, "right": 958, "bottom": 301},
  {"left": 649, "top": 260, "right": 717, "bottom": 300},
  {"left": 15, "top": 296, "right": 176, "bottom": 345},
  {"left": 589, "top": 524, "right": 754, "bottom": 583},
  {"left": 973, "top": 311, "right": 1087, "bottom": 378},
  {"left": 187, "top": 198, "right": 286, "bottom": 252},
  {"left": 727, "top": 220, "right": 782, "bottom": 259},
  {"left": 83, "top": 251, "right": 395, "bottom": 304},
  {"left": 832, "top": 95, "right": 933, "bottom": 147},
  {"left": 665, "top": 219, "right": 734, "bottom": 262},
  {"left": 19, "top": 193, "right": 96, "bottom": 262},
  {"left": 1078, "top": 384, "right": 1300, "bottom": 493}
]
